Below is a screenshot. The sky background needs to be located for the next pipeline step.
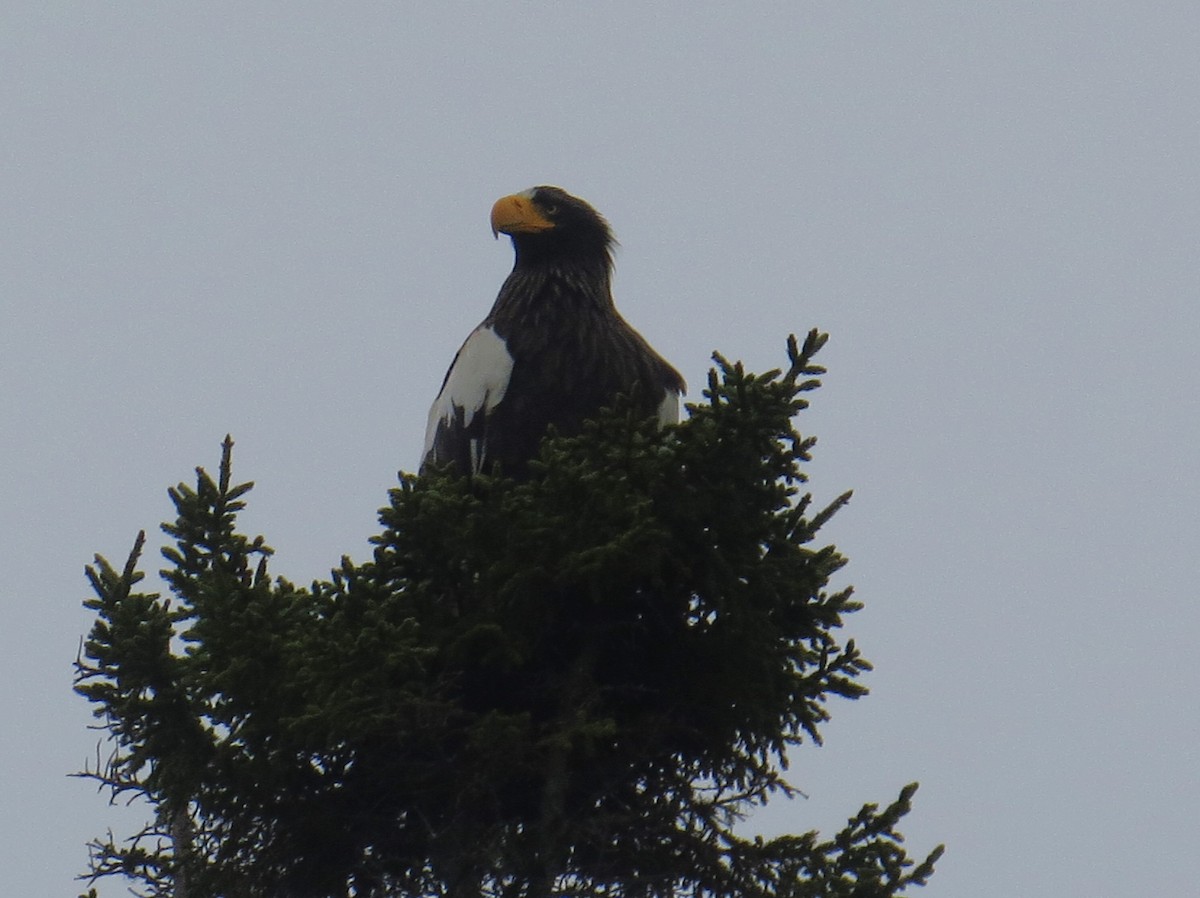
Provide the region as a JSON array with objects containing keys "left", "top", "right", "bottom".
[{"left": 3, "top": 4, "right": 1197, "bottom": 896}]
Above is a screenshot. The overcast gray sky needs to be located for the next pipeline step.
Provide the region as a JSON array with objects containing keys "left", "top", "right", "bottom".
[{"left": 3, "top": 4, "right": 1197, "bottom": 896}]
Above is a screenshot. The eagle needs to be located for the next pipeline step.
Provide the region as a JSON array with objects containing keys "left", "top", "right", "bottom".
[{"left": 422, "top": 186, "right": 685, "bottom": 478}]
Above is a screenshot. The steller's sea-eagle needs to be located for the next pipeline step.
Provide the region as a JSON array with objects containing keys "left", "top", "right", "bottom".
[{"left": 422, "top": 186, "right": 685, "bottom": 478}]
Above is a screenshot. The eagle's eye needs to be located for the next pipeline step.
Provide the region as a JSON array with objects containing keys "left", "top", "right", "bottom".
[{"left": 542, "top": 203, "right": 559, "bottom": 216}]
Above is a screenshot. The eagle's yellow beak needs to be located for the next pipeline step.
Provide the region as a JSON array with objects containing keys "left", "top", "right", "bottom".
[{"left": 490, "top": 193, "right": 555, "bottom": 238}]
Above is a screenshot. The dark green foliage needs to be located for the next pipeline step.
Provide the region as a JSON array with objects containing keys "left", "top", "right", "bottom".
[{"left": 75, "top": 331, "right": 942, "bottom": 898}]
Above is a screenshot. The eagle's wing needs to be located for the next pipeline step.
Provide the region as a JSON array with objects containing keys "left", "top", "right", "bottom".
[
  {"left": 422, "top": 325, "right": 514, "bottom": 474},
  {"left": 656, "top": 387, "right": 681, "bottom": 426}
]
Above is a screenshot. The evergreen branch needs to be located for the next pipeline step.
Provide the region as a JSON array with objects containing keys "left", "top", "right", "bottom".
[{"left": 74, "top": 335, "right": 941, "bottom": 897}]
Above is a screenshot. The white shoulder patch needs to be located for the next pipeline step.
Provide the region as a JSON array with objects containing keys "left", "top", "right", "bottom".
[
  {"left": 656, "top": 389, "right": 681, "bottom": 427},
  {"left": 423, "top": 325, "right": 514, "bottom": 459}
]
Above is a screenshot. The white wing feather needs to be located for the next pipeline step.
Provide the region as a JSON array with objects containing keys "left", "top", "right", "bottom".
[
  {"left": 656, "top": 389, "right": 681, "bottom": 426},
  {"left": 422, "top": 325, "right": 514, "bottom": 463}
]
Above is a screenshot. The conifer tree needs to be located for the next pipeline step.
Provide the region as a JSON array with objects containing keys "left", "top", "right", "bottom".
[{"left": 76, "top": 331, "right": 942, "bottom": 898}]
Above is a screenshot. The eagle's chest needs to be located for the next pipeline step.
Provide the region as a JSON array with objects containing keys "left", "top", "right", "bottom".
[{"left": 493, "top": 306, "right": 616, "bottom": 422}]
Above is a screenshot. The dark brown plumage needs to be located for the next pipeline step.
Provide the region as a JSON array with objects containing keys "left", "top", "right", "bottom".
[{"left": 423, "top": 186, "right": 684, "bottom": 477}]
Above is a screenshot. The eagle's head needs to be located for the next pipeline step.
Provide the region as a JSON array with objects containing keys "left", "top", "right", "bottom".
[{"left": 490, "top": 186, "right": 615, "bottom": 270}]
